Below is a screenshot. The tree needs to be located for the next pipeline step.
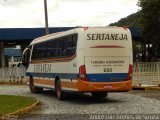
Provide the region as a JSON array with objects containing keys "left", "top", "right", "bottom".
[
  {"left": 110, "top": 11, "right": 143, "bottom": 29},
  {"left": 110, "top": 0, "right": 160, "bottom": 61},
  {"left": 138, "top": 0, "right": 160, "bottom": 59},
  {"left": 110, "top": 12, "right": 144, "bottom": 62}
]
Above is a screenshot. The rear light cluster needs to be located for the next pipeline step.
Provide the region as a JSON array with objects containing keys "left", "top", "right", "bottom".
[
  {"left": 79, "top": 65, "right": 88, "bottom": 81},
  {"left": 126, "top": 64, "right": 133, "bottom": 80}
]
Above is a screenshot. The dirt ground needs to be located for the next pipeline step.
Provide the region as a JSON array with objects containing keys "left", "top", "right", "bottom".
[{"left": 129, "top": 90, "right": 160, "bottom": 100}]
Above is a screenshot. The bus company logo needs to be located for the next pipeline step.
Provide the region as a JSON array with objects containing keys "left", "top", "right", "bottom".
[
  {"left": 87, "top": 33, "right": 128, "bottom": 41},
  {"left": 34, "top": 64, "right": 51, "bottom": 73}
]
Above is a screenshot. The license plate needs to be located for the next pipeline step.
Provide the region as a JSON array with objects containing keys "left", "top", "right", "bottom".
[{"left": 104, "top": 85, "right": 112, "bottom": 89}]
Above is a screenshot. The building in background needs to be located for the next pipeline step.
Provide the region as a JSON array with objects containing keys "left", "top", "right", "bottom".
[{"left": 4, "top": 48, "right": 22, "bottom": 67}]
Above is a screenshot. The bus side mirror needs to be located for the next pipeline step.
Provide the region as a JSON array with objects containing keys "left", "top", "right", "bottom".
[
  {"left": 22, "top": 54, "right": 26, "bottom": 66},
  {"left": 22, "top": 48, "right": 30, "bottom": 68}
]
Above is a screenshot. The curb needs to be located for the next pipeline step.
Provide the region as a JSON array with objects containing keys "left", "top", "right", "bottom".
[
  {"left": 0, "top": 82, "right": 27, "bottom": 85},
  {"left": 8, "top": 100, "right": 40, "bottom": 116},
  {"left": 132, "top": 85, "right": 160, "bottom": 91},
  {"left": 145, "top": 86, "right": 160, "bottom": 91}
]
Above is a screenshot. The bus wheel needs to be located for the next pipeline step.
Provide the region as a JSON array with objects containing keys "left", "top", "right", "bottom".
[
  {"left": 91, "top": 92, "right": 108, "bottom": 99},
  {"left": 29, "top": 77, "right": 43, "bottom": 93},
  {"left": 55, "top": 80, "right": 64, "bottom": 100}
]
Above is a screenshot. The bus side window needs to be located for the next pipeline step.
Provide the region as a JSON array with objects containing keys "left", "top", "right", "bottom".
[
  {"left": 37, "top": 43, "right": 43, "bottom": 59},
  {"left": 54, "top": 39, "right": 61, "bottom": 57},
  {"left": 66, "top": 34, "right": 77, "bottom": 56},
  {"left": 72, "top": 34, "right": 78, "bottom": 47},
  {"left": 35, "top": 44, "right": 39, "bottom": 59},
  {"left": 32, "top": 45, "right": 37, "bottom": 60},
  {"left": 52, "top": 40, "right": 56, "bottom": 58},
  {"left": 66, "top": 36, "right": 73, "bottom": 56},
  {"left": 40, "top": 43, "right": 44, "bottom": 58},
  {"left": 63, "top": 37, "right": 68, "bottom": 57},
  {"left": 62, "top": 49, "right": 67, "bottom": 57},
  {"left": 67, "top": 36, "right": 72, "bottom": 48},
  {"left": 58, "top": 39, "right": 63, "bottom": 57},
  {"left": 43, "top": 42, "right": 48, "bottom": 59},
  {"left": 62, "top": 34, "right": 78, "bottom": 57},
  {"left": 47, "top": 40, "right": 52, "bottom": 58},
  {"left": 71, "top": 34, "right": 78, "bottom": 55}
]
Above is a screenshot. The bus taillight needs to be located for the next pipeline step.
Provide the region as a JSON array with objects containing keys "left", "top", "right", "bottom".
[
  {"left": 79, "top": 65, "right": 88, "bottom": 81},
  {"left": 127, "top": 64, "right": 133, "bottom": 80}
]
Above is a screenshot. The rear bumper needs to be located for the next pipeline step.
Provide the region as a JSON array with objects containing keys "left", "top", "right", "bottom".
[{"left": 77, "top": 80, "right": 132, "bottom": 92}]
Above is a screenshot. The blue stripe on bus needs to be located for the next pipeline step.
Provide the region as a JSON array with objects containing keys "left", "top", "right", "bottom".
[
  {"left": 86, "top": 73, "right": 128, "bottom": 82},
  {"left": 26, "top": 72, "right": 128, "bottom": 82}
]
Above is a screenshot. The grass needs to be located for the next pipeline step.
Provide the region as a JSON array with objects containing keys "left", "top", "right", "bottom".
[{"left": 0, "top": 95, "right": 37, "bottom": 115}]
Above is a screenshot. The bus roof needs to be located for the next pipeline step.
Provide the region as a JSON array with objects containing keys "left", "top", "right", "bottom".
[
  {"left": 33, "top": 32, "right": 63, "bottom": 42},
  {"left": 30, "top": 28, "right": 78, "bottom": 45}
]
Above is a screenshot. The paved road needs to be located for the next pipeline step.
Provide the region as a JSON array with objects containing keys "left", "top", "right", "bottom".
[{"left": 0, "top": 85, "right": 160, "bottom": 119}]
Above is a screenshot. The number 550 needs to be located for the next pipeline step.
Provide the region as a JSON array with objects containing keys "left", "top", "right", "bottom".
[{"left": 104, "top": 68, "right": 112, "bottom": 72}]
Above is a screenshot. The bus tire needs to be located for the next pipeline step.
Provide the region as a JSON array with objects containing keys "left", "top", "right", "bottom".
[
  {"left": 91, "top": 92, "right": 108, "bottom": 99},
  {"left": 55, "top": 80, "right": 65, "bottom": 100},
  {"left": 29, "top": 77, "right": 43, "bottom": 93}
]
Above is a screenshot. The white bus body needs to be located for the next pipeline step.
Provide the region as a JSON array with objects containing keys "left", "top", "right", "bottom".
[{"left": 23, "top": 27, "right": 133, "bottom": 99}]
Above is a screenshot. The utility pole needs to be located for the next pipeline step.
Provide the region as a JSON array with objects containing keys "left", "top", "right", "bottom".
[{"left": 44, "top": 0, "right": 49, "bottom": 34}]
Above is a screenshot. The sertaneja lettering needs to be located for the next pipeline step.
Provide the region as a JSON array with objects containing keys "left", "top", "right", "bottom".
[
  {"left": 87, "top": 33, "right": 128, "bottom": 40},
  {"left": 34, "top": 64, "right": 51, "bottom": 73}
]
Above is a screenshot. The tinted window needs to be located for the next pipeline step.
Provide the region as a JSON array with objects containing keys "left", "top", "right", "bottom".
[{"left": 31, "top": 33, "right": 78, "bottom": 60}]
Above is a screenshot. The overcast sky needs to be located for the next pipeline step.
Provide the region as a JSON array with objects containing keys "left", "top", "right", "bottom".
[{"left": 0, "top": 0, "right": 139, "bottom": 28}]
